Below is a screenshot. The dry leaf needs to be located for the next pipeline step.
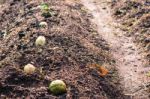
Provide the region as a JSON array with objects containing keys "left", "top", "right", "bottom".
[
  {"left": 89, "top": 64, "right": 108, "bottom": 76},
  {"left": 99, "top": 66, "right": 108, "bottom": 76}
]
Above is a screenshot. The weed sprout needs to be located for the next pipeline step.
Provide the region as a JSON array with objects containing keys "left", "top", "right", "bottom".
[{"left": 40, "top": 3, "right": 52, "bottom": 18}]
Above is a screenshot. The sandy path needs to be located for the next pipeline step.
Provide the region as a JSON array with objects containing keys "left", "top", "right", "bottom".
[{"left": 81, "top": 0, "right": 150, "bottom": 98}]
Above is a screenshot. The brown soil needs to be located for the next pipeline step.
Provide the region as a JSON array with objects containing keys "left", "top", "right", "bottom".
[
  {"left": 81, "top": 0, "right": 150, "bottom": 98},
  {"left": 0, "top": 0, "right": 125, "bottom": 99},
  {"left": 1, "top": 0, "right": 150, "bottom": 98},
  {"left": 113, "top": 0, "right": 150, "bottom": 64},
  {"left": 112, "top": 0, "right": 150, "bottom": 98}
]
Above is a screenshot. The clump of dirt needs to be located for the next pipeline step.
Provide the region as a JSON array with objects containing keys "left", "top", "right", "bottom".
[{"left": 0, "top": 0, "right": 124, "bottom": 98}]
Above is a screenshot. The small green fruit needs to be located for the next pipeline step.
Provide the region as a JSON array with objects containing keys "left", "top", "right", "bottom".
[
  {"left": 24, "top": 64, "right": 36, "bottom": 74},
  {"left": 49, "top": 80, "right": 67, "bottom": 95},
  {"left": 39, "top": 22, "right": 48, "bottom": 28},
  {"left": 35, "top": 36, "right": 46, "bottom": 46}
]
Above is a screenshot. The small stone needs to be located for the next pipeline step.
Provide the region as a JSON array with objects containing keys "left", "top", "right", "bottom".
[
  {"left": 24, "top": 64, "right": 36, "bottom": 74},
  {"left": 35, "top": 36, "right": 46, "bottom": 46},
  {"left": 39, "top": 22, "right": 48, "bottom": 28}
]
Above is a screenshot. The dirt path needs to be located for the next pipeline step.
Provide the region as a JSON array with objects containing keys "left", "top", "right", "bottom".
[{"left": 81, "top": 0, "right": 150, "bottom": 98}]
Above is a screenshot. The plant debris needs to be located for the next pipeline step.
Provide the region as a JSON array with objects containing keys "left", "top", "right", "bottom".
[{"left": 89, "top": 64, "right": 109, "bottom": 77}]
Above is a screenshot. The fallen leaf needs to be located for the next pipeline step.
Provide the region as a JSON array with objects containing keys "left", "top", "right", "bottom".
[
  {"left": 89, "top": 64, "right": 108, "bottom": 76},
  {"left": 99, "top": 66, "right": 109, "bottom": 77}
]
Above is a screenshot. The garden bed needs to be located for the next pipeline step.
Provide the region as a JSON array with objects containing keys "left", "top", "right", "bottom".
[{"left": 0, "top": 0, "right": 124, "bottom": 98}]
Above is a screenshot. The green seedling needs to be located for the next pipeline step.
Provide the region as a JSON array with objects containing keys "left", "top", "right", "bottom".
[
  {"left": 40, "top": 3, "right": 49, "bottom": 10},
  {"left": 40, "top": 3, "right": 52, "bottom": 18},
  {"left": 49, "top": 80, "right": 67, "bottom": 95}
]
